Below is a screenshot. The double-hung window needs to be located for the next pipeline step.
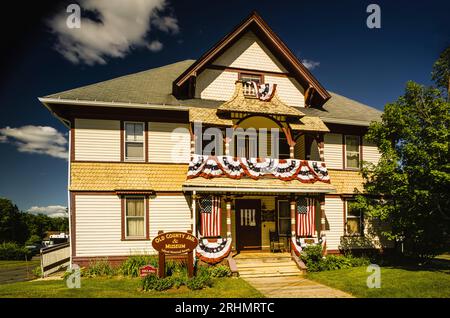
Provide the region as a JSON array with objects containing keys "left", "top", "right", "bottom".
[
  {"left": 346, "top": 200, "right": 363, "bottom": 236},
  {"left": 345, "top": 135, "right": 360, "bottom": 169},
  {"left": 125, "top": 122, "right": 144, "bottom": 161},
  {"left": 125, "top": 197, "right": 145, "bottom": 238}
]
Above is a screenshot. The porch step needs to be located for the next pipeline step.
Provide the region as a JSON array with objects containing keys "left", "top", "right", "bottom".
[{"left": 234, "top": 253, "right": 303, "bottom": 278}]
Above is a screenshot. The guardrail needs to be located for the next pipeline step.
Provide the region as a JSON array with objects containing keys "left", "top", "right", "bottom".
[{"left": 40, "top": 242, "right": 70, "bottom": 277}]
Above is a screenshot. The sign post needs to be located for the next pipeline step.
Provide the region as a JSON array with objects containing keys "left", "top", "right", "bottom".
[{"left": 151, "top": 230, "right": 198, "bottom": 278}]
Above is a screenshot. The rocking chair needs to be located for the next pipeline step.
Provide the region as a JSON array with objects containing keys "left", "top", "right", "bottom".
[{"left": 269, "top": 231, "right": 285, "bottom": 253}]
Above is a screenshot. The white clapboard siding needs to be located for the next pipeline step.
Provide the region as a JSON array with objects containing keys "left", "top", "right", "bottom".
[
  {"left": 195, "top": 69, "right": 238, "bottom": 100},
  {"left": 75, "top": 195, "right": 192, "bottom": 257},
  {"left": 148, "top": 122, "right": 190, "bottom": 163},
  {"left": 324, "top": 196, "right": 344, "bottom": 251},
  {"left": 149, "top": 195, "right": 192, "bottom": 239},
  {"left": 324, "top": 133, "right": 343, "bottom": 169},
  {"left": 214, "top": 31, "right": 286, "bottom": 73},
  {"left": 74, "top": 119, "right": 120, "bottom": 161},
  {"left": 264, "top": 75, "right": 305, "bottom": 108},
  {"left": 363, "top": 137, "right": 381, "bottom": 165},
  {"left": 75, "top": 195, "right": 151, "bottom": 257}
]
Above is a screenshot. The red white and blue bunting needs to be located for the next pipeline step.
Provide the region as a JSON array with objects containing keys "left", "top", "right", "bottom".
[
  {"left": 250, "top": 82, "right": 277, "bottom": 101},
  {"left": 196, "top": 237, "right": 232, "bottom": 265},
  {"left": 188, "top": 155, "right": 330, "bottom": 183}
]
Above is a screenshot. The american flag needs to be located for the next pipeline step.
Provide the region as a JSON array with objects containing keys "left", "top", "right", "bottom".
[
  {"left": 296, "top": 198, "right": 316, "bottom": 237},
  {"left": 199, "top": 196, "right": 221, "bottom": 237}
]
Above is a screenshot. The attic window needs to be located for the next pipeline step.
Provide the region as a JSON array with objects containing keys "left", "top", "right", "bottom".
[{"left": 240, "top": 73, "right": 262, "bottom": 97}]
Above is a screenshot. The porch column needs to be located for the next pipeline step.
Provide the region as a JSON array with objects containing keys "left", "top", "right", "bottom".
[
  {"left": 191, "top": 191, "right": 198, "bottom": 236},
  {"left": 225, "top": 198, "right": 232, "bottom": 238},
  {"left": 319, "top": 195, "right": 326, "bottom": 232},
  {"left": 290, "top": 199, "right": 296, "bottom": 237},
  {"left": 225, "top": 136, "right": 231, "bottom": 156}
]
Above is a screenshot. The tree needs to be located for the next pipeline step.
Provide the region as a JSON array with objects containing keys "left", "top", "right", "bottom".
[
  {"left": 0, "top": 198, "right": 29, "bottom": 244},
  {"left": 354, "top": 74, "right": 450, "bottom": 260},
  {"left": 432, "top": 46, "right": 450, "bottom": 100}
]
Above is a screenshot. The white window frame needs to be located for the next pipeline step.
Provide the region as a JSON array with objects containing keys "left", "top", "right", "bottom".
[
  {"left": 124, "top": 196, "right": 147, "bottom": 239},
  {"left": 124, "top": 121, "right": 145, "bottom": 162},
  {"left": 344, "top": 135, "right": 361, "bottom": 170},
  {"left": 277, "top": 200, "right": 291, "bottom": 237}
]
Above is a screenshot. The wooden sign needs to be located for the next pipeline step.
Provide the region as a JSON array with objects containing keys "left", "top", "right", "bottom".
[
  {"left": 139, "top": 265, "right": 157, "bottom": 277},
  {"left": 152, "top": 231, "right": 198, "bottom": 278},
  {"left": 152, "top": 232, "right": 198, "bottom": 254}
]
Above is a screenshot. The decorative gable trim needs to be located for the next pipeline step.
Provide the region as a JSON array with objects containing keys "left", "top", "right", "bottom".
[{"left": 173, "top": 11, "right": 331, "bottom": 107}]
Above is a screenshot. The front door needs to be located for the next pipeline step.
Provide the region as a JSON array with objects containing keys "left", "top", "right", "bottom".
[{"left": 235, "top": 199, "right": 261, "bottom": 251}]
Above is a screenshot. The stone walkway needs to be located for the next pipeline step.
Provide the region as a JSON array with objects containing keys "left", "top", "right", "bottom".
[{"left": 243, "top": 275, "right": 353, "bottom": 298}]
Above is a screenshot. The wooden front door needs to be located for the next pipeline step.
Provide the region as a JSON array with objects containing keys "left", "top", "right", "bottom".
[{"left": 235, "top": 199, "right": 261, "bottom": 250}]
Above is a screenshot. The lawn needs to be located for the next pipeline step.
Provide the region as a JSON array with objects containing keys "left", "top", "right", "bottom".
[
  {"left": 0, "top": 259, "right": 40, "bottom": 270},
  {"left": 307, "top": 262, "right": 450, "bottom": 298},
  {"left": 0, "top": 276, "right": 263, "bottom": 298}
]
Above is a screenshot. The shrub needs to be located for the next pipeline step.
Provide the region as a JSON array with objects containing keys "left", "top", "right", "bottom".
[
  {"left": 83, "top": 258, "right": 116, "bottom": 277},
  {"left": 186, "top": 274, "right": 213, "bottom": 290},
  {"left": 209, "top": 265, "right": 231, "bottom": 278},
  {"left": 32, "top": 266, "right": 42, "bottom": 278},
  {"left": 119, "top": 255, "right": 157, "bottom": 277},
  {"left": 0, "top": 242, "right": 31, "bottom": 260},
  {"left": 141, "top": 275, "right": 174, "bottom": 291}
]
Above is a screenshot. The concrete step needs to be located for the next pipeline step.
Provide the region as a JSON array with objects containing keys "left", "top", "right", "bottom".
[
  {"left": 237, "top": 262, "right": 298, "bottom": 270},
  {"left": 239, "top": 272, "right": 302, "bottom": 278},
  {"left": 233, "top": 257, "right": 292, "bottom": 263}
]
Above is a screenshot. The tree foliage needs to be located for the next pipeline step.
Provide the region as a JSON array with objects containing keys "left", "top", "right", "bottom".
[
  {"left": 432, "top": 46, "right": 450, "bottom": 99},
  {"left": 0, "top": 197, "right": 68, "bottom": 245},
  {"left": 354, "top": 78, "right": 450, "bottom": 260}
]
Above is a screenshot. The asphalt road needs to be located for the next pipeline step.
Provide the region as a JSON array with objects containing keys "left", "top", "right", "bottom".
[{"left": 0, "top": 257, "right": 40, "bottom": 284}]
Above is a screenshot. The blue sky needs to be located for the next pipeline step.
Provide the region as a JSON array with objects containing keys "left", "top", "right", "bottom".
[{"left": 0, "top": 0, "right": 449, "bottom": 215}]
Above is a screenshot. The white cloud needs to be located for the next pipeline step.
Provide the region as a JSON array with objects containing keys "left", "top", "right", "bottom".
[
  {"left": 147, "top": 40, "right": 163, "bottom": 52},
  {"left": 0, "top": 125, "right": 68, "bottom": 160},
  {"left": 27, "top": 205, "right": 68, "bottom": 218},
  {"left": 48, "top": 0, "right": 179, "bottom": 65},
  {"left": 302, "top": 59, "right": 320, "bottom": 70}
]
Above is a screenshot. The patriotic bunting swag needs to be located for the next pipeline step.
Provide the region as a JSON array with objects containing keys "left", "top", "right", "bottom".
[
  {"left": 196, "top": 196, "right": 232, "bottom": 264},
  {"left": 188, "top": 155, "right": 330, "bottom": 183},
  {"left": 250, "top": 82, "right": 277, "bottom": 101}
]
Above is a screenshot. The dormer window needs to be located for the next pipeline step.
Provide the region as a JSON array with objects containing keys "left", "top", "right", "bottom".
[{"left": 240, "top": 73, "right": 263, "bottom": 97}]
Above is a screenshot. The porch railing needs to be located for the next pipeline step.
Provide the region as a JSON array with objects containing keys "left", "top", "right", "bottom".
[{"left": 187, "top": 155, "right": 330, "bottom": 183}]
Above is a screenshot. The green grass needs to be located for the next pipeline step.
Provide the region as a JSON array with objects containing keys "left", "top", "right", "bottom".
[
  {"left": 307, "top": 264, "right": 450, "bottom": 298},
  {"left": 0, "top": 276, "right": 263, "bottom": 298},
  {"left": 0, "top": 260, "right": 40, "bottom": 270}
]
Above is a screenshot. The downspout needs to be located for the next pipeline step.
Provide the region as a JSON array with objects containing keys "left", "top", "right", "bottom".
[{"left": 67, "top": 126, "right": 72, "bottom": 269}]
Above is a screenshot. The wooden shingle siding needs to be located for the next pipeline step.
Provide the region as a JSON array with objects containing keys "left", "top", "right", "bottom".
[
  {"left": 149, "top": 195, "right": 192, "bottom": 239},
  {"left": 195, "top": 69, "right": 238, "bottom": 100},
  {"left": 75, "top": 195, "right": 150, "bottom": 257},
  {"left": 74, "top": 119, "right": 120, "bottom": 161},
  {"left": 362, "top": 136, "right": 381, "bottom": 165},
  {"left": 214, "top": 31, "right": 287, "bottom": 73},
  {"left": 324, "top": 196, "right": 344, "bottom": 251},
  {"left": 264, "top": 75, "right": 305, "bottom": 108},
  {"left": 148, "top": 122, "right": 190, "bottom": 163},
  {"left": 324, "top": 133, "right": 343, "bottom": 169}
]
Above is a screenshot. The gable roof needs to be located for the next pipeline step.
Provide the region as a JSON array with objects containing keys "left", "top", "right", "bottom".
[
  {"left": 42, "top": 59, "right": 381, "bottom": 126},
  {"left": 172, "top": 11, "right": 331, "bottom": 106}
]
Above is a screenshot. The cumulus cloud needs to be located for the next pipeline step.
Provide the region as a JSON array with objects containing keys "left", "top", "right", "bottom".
[
  {"left": 147, "top": 40, "right": 163, "bottom": 52},
  {"left": 48, "top": 0, "right": 179, "bottom": 65},
  {"left": 0, "top": 125, "right": 68, "bottom": 160},
  {"left": 302, "top": 59, "right": 320, "bottom": 70},
  {"left": 27, "top": 205, "right": 68, "bottom": 218}
]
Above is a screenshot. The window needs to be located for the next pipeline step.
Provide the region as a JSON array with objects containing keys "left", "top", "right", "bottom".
[
  {"left": 125, "top": 197, "right": 145, "bottom": 238},
  {"left": 346, "top": 200, "right": 363, "bottom": 236},
  {"left": 240, "top": 73, "right": 262, "bottom": 97},
  {"left": 201, "top": 130, "right": 223, "bottom": 156},
  {"left": 125, "top": 122, "right": 144, "bottom": 161},
  {"left": 345, "top": 135, "right": 360, "bottom": 169},
  {"left": 233, "top": 131, "right": 258, "bottom": 158},
  {"left": 278, "top": 135, "right": 290, "bottom": 159},
  {"left": 277, "top": 200, "right": 291, "bottom": 237}
]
